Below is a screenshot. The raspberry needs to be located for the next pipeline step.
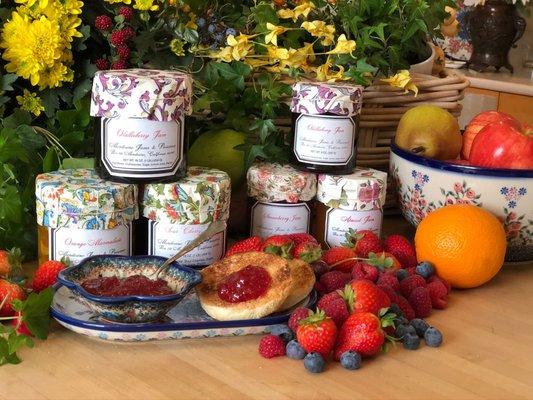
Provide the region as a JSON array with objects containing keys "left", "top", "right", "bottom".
[
  {"left": 123, "top": 27, "right": 135, "bottom": 40},
  {"left": 95, "top": 15, "right": 113, "bottom": 31},
  {"left": 319, "top": 270, "right": 351, "bottom": 293},
  {"left": 351, "top": 262, "right": 378, "bottom": 282},
  {"left": 408, "top": 286, "right": 432, "bottom": 318},
  {"left": 117, "top": 45, "right": 131, "bottom": 60},
  {"left": 400, "top": 274, "right": 426, "bottom": 298},
  {"left": 110, "top": 29, "right": 132, "bottom": 47},
  {"left": 111, "top": 59, "right": 128, "bottom": 70},
  {"left": 428, "top": 275, "right": 451, "bottom": 294},
  {"left": 376, "top": 271, "right": 400, "bottom": 291},
  {"left": 316, "top": 291, "right": 349, "bottom": 328},
  {"left": 94, "top": 58, "right": 110, "bottom": 70},
  {"left": 378, "top": 284, "right": 399, "bottom": 304},
  {"left": 118, "top": 6, "right": 134, "bottom": 21},
  {"left": 288, "top": 307, "right": 311, "bottom": 332},
  {"left": 427, "top": 281, "right": 448, "bottom": 309},
  {"left": 396, "top": 295, "right": 416, "bottom": 321},
  {"left": 258, "top": 334, "right": 285, "bottom": 358}
]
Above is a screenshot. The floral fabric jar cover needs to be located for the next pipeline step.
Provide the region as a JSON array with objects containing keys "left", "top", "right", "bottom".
[{"left": 35, "top": 169, "right": 138, "bottom": 264}]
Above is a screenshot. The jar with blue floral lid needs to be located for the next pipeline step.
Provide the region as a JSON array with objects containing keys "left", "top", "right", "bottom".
[
  {"left": 90, "top": 69, "right": 193, "bottom": 183},
  {"left": 138, "top": 167, "right": 231, "bottom": 267},
  {"left": 35, "top": 169, "right": 139, "bottom": 265}
]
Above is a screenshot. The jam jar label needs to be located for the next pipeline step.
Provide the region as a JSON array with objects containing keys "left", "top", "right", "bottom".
[
  {"left": 49, "top": 224, "right": 132, "bottom": 264},
  {"left": 324, "top": 208, "right": 382, "bottom": 248},
  {"left": 294, "top": 114, "right": 356, "bottom": 166},
  {"left": 148, "top": 221, "right": 226, "bottom": 266},
  {"left": 251, "top": 202, "right": 310, "bottom": 239},
  {"left": 101, "top": 117, "right": 184, "bottom": 178}
]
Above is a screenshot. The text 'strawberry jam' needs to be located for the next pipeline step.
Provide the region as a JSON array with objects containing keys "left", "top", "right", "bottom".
[
  {"left": 81, "top": 275, "right": 173, "bottom": 297},
  {"left": 314, "top": 168, "right": 387, "bottom": 249},
  {"left": 218, "top": 265, "right": 272, "bottom": 303},
  {"left": 35, "top": 169, "right": 138, "bottom": 265},
  {"left": 247, "top": 162, "right": 317, "bottom": 239},
  {"left": 90, "top": 69, "right": 193, "bottom": 183},
  {"left": 290, "top": 81, "right": 363, "bottom": 175}
]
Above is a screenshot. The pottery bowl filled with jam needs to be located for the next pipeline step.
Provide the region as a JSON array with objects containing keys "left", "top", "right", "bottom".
[{"left": 57, "top": 255, "right": 202, "bottom": 323}]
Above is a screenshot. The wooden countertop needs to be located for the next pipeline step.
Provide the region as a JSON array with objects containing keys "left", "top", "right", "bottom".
[
  {"left": 2, "top": 217, "right": 533, "bottom": 400},
  {"left": 455, "top": 67, "right": 533, "bottom": 97}
]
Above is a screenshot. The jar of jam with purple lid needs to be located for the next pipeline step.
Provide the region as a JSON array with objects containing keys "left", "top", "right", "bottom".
[
  {"left": 247, "top": 162, "right": 317, "bottom": 239},
  {"left": 90, "top": 69, "right": 193, "bottom": 183},
  {"left": 290, "top": 81, "right": 363, "bottom": 175}
]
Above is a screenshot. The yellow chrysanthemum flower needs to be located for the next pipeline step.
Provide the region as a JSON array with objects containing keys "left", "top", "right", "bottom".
[
  {"left": 327, "top": 34, "right": 356, "bottom": 55},
  {"left": 16, "top": 89, "right": 45, "bottom": 116},
  {"left": 134, "top": 0, "right": 158, "bottom": 11},
  {"left": 15, "top": 0, "right": 49, "bottom": 8},
  {"left": 170, "top": 38, "right": 185, "bottom": 56},
  {"left": 277, "top": 1, "right": 315, "bottom": 22},
  {"left": 104, "top": 0, "right": 131, "bottom": 4},
  {"left": 381, "top": 70, "right": 419, "bottom": 95},
  {"left": 301, "top": 20, "right": 335, "bottom": 46},
  {"left": 265, "top": 23, "right": 287, "bottom": 46}
]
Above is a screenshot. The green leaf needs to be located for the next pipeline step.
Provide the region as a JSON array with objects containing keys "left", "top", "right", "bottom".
[
  {"left": 60, "top": 157, "right": 95, "bottom": 170},
  {"left": 16, "top": 126, "right": 46, "bottom": 153},
  {"left": 21, "top": 288, "right": 54, "bottom": 340},
  {"left": 251, "top": 119, "right": 276, "bottom": 143},
  {"left": 40, "top": 90, "right": 61, "bottom": 118},
  {"left": 42, "top": 147, "right": 58, "bottom": 172},
  {"left": 3, "top": 109, "right": 31, "bottom": 128},
  {"left": 0, "top": 185, "right": 22, "bottom": 223},
  {"left": 212, "top": 62, "right": 251, "bottom": 91},
  {"left": 0, "top": 74, "right": 18, "bottom": 93}
]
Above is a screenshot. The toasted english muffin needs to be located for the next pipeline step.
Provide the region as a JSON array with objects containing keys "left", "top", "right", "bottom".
[
  {"left": 278, "top": 258, "right": 316, "bottom": 311},
  {"left": 196, "top": 252, "right": 293, "bottom": 321}
]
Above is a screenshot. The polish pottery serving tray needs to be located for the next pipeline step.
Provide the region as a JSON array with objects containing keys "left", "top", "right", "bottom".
[{"left": 51, "top": 285, "right": 316, "bottom": 342}]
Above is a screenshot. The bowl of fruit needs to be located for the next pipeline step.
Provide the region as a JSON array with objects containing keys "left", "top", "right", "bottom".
[
  {"left": 57, "top": 255, "right": 202, "bottom": 323},
  {"left": 390, "top": 107, "right": 533, "bottom": 262}
]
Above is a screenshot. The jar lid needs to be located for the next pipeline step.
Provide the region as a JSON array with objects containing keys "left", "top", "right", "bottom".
[
  {"left": 317, "top": 168, "right": 387, "bottom": 210},
  {"left": 90, "top": 69, "right": 193, "bottom": 122},
  {"left": 291, "top": 81, "right": 363, "bottom": 117},
  {"left": 142, "top": 167, "right": 231, "bottom": 224},
  {"left": 247, "top": 162, "right": 317, "bottom": 203},
  {"left": 36, "top": 169, "right": 138, "bottom": 229}
]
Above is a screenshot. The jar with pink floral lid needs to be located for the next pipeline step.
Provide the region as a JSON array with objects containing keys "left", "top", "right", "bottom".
[
  {"left": 247, "top": 162, "right": 317, "bottom": 239},
  {"left": 313, "top": 168, "right": 387, "bottom": 248}
]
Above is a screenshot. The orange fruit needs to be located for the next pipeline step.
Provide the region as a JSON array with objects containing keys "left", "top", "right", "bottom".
[{"left": 414, "top": 205, "right": 506, "bottom": 289}]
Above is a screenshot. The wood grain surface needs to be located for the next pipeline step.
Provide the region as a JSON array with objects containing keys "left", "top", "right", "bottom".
[{"left": 1, "top": 218, "right": 532, "bottom": 400}]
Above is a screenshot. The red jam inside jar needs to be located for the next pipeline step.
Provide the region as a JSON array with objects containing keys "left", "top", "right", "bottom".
[
  {"left": 218, "top": 265, "right": 272, "bottom": 303},
  {"left": 81, "top": 275, "right": 174, "bottom": 297}
]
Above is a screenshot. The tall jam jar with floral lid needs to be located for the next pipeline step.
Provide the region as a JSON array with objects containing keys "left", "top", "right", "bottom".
[
  {"left": 247, "top": 163, "right": 317, "bottom": 239},
  {"left": 290, "top": 81, "right": 363, "bottom": 174},
  {"left": 138, "top": 167, "right": 231, "bottom": 267},
  {"left": 35, "top": 169, "right": 138, "bottom": 265},
  {"left": 313, "top": 168, "right": 387, "bottom": 248},
  {"left": 90, "top": 69, "right": 193, "bottom": 183}
]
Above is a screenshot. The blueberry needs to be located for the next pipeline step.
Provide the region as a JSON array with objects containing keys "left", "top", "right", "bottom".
[
  {"left": 286, "top": 340, "right": 306, "bottom": 360},
  {"left": 424, "top": 327, "right": 443, "bottom": 347},
  {"left": 395, "top": 323, "right": 416, "bottom": 338},
  {"left": 303, "top": 352, "right": 325, "bottom": 373},
  {"left": 396, "top": 269, "right": 409, "bottom": 281},
  {"left": 402, "top": 333, "right": 420, "bottom": 350},
  {"left": 388, "top": 303, "right": 403, "bottom": 318},
  {"left": 197, "top": 17, "right": 206, "bottom": 28},
  {"left": 410, "top": 318, "right": 430, "bottom": 337},
  {"left": 225, "top": 27, "right": 237, "bottom": 36},
  {"left": 214, "top": 33, "right": 224, "bottom": 43},
  {"left": 415, "top": 261, "right": 435, "bottom": 279},
  {"left": 270, "top": 324, "right": 294, "bottom": 344},
  {"left": 340, "top": 351, "right": 362, "bottom": 370},
  {"left": 395, "top": 316, "right": 409, "bottom": 326},
  {"left": 207, "top": 24, "right": 216, "bottom": 33}
]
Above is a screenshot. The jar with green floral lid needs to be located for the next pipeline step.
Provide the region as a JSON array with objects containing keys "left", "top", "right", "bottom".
[
  {"left": 138, "top": 167, "right": 231, "bottom": 267},
  {"left": 247, "top": 162, "right": 317, "bottom": 239},
  {"left": 313, "top": 168, "right": 387, "bottom": 248},
  {"left": 35, "top": 169, "right": 138, "bottom": 265}
]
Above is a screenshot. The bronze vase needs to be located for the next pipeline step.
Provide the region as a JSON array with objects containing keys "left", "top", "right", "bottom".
[{"left": 465, "top": 0, "right": 526, "bottom": 73}]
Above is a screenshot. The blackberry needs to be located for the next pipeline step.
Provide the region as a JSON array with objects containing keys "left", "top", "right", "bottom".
[
  {"left": 207, "top": 24, "right": 217, "bottom": 33},
  {"left": 388, "top": 303, "right": 403, "bottom": 317},
  {"left": 286, "top": 340, "right": 306, "bottom": 360},
  {"left": 402, "top": 333, "right": 420, "bottom": 350},
  {"left": 270, "top": 324, "right": 294, "bottom": 344},
  {"left": 396, "top": 269, "right": 409, "bottom": 281},
  {"left": 415, "top": 262, "right": 435, "bottom": 279},
  {"left": 303, "top": 352, "right": 326, "bottom": 374},
  {"left": 395, "top": 324, "right": 416, "bottom": 338},
  {"left": 197, "top": 17, "right": 206, "bottom": 28},
  {"left": 410, "top": 318, "right": 430, "bottom": 337},
  {"left": 225, "top": 27, "right": 237, "bottom": 36},
  {"left": 340, "top": 351, "right": 362, "bottom": 370},
  {"left": 424, "top": 327, "right": 443, "bottom": 347}
]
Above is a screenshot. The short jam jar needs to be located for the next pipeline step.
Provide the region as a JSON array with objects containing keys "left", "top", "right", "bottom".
[
  {"left": 290, "top": 81, "right": 363, "bottom": 175},
  {"left": 138, "top": 167, "right": 231, "bottom": 267},
  {"left": 35, "top": 169, "right": 138, "bottom": 265},
  {"left": 90, "top": 69, "right": 193, "bottom": 183},
  {"left": 247, "top": 162, "right": 317, "bottom": 239},
  {"left": 313, "top": 168, "right": 387, "bottom": 248}
]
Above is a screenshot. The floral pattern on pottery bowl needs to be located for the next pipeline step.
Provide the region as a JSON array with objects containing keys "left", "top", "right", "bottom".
[
  {"left": 390, "top": 142, "right": 533, "bottom": 262},
  {"left": 57, "top": 255, "right": 202, "bottom": 323}
]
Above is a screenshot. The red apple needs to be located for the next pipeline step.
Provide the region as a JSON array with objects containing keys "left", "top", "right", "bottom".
[
  {"left": 469, "top": 121, "right": 533, "bottom": 169},
  {"left": 462, "top": 111, "right": 518, "bottom": 160}
]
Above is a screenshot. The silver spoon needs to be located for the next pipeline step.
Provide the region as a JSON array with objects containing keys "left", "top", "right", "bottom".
[{"left": 151, "top": 220, "right": 227, "bottom": 278}]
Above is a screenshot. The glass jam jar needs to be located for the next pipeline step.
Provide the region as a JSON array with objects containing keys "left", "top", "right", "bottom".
[
  {"left": 290, "top": 81, "right": 363, "bottom": 175},
  {"left": 35, "top": 169, "right": 138, "bottom": 265},
  {"left": 138, "top": 167, "right": 231, "bottom": 267},
  {"left": 90, "top": 69, "right": 193, "bottom": 183},
  {"left": 247, "top": 162, "right": 317, "bottom": 239},
  {"left": 313, "top": 168, "right": 387, "bottom": 248}
]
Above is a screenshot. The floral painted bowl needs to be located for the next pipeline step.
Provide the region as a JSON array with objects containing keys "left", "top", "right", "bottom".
[
  {"left": 390, "top": 142, "right": 533, "bottom": 262},
  {"left": 57, "top": 255, "right": 202, "bottom": 323}
]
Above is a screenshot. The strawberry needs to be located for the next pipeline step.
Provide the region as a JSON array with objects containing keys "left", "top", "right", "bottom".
[
  {"left": 376, "top": 271, "right": 400, "bottom": 291},
  {"left": 344, "top": 229, "right": 383, "bottom": 258},
  {"left": 288, "top": 233, "right": 317, "bottom": 246},
  {"left": 316, "top": 287, "right": 352, "bottom": 328},
  {"left": 319, "top": 270, "right": 351, "bottom": 293},
  {"left": 11, "top": 312, "right": 32, "bottom": 337},
  {"left": 322, "top": 246, "right": 357, "bottom": 272},
  {"left": 0, "top": 279, "right": 26, "bottom": 316},
  {"left": 348, "top": 280, "right": 391, "bottom": 315},
  {"left": 396, "top": 295, "right": 416, "bottom": 321},
  {"left": 384, "top": 235, "right": 417, "bottom": 269},
  {"left": 365, "top": 251, "right": 402, "bottom": 272},
  {"left": 0, "top": 248, "right": 21, "bottom": 277},
  {"left": 408, "top": 287, "right": 432, "bottom": 318},
  {"left": 399, "top": 274, "right": 427, "bottom": 298},
  {"left": 31, "top": 260, "right": 66, "bottom": 293},
  {"left": 288, "top": 307, "right": 311, "bottom": 332},
  {"left": 225, "top": 236, "right": 262, "bottom": 257},
  {"left": 351, "top": 261, "right": 379, "bottom": 282},
  {"left": 427, "top": 280, "right": 448, "bottom": 309},
  {"left": 296, "top": 309, "right": 338, "bottom": 358},
  {"left": 428, "top": 275, "right": 451, "bottom": 294},
  {"left": 262, "top": 235, "right": 294, "bottom": 259},
  {"left": 334, "top": 311, "right": 394, "bottom": 359},
  {"left": 293, "top": 241, "right": 322, "bottom": 263}
]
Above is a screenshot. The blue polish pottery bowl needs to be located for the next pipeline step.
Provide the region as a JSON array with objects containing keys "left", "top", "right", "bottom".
[
  {"left": 57, "top": 255, "right": 202, "bottom": 323},
  {"left": 390, "top": 142, "right": 533, "bottom": 262}
]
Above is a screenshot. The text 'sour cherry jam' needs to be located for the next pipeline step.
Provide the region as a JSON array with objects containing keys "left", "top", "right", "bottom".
[
  {"left": 81, "top": 275, "right": 174, "bottom": 297},
  {"left": 218, "top": 265, "right": 272, "bottom": 303}
]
